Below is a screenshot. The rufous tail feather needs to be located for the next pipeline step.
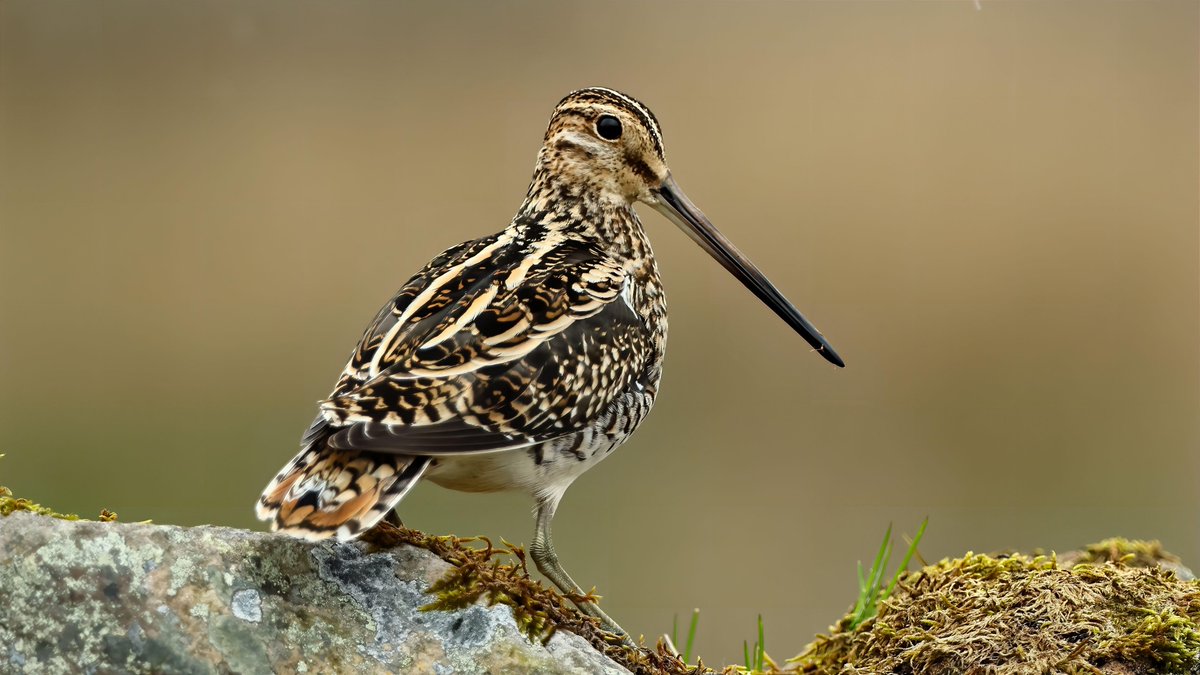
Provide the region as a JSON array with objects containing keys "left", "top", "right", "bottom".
[{"left": 256, "top": 436, "right": 428, "bottom": 541}]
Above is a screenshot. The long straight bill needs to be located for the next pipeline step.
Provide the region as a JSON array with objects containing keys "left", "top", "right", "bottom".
[{"left": 652, "top": 175, "right": 844, "bottom": 368}]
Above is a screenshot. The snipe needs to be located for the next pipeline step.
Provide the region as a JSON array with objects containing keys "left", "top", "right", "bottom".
[{"left": 257, "top": 87, "right": 843, "bottom": 641}]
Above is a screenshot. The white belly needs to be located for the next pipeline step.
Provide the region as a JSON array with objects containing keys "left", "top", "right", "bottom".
[{"left": 423, "top": 389, "right": 653, "bottom": 501}]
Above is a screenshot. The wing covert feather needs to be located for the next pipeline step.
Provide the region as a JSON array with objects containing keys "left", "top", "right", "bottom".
[{"left": 319, "top": 232, "right": 653, "bottom": 456}]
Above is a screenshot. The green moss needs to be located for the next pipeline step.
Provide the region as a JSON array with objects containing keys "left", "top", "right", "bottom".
[
  {"left": 0, "top": 484, "right": 117, "bottom": 522},
  {"left": 1070, "top": 537, "right": 1182, "bottom": 568},
  {"left": 0, "top": 485, "right": 80, "bottom": 520},
  {"left": 361, "top": 523, "right": 701, "bottom": 675},
  {"left": 364, "top": 528, "right": 1200, "bottom": 675},
  {"left": 791, "top": 540, "right": 1200, "bottom": 675}
]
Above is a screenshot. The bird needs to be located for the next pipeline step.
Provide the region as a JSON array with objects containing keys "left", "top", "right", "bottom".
[{"left": 256, "top": 87, "right": 843, "bottom": 640}]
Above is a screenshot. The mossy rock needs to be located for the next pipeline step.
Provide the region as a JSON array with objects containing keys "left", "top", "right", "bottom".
[
  {"left": 5, "top": 477, "right": 1198, "bottom": 673},
  {"left": 793, "top": 543, "right": 1200, "bottom": 675},
  {"left": 0, "top": 482, "right": 685, "bottom": 675}
]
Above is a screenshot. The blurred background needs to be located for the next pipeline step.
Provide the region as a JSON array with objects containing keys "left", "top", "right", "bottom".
[{"left": 2, "top": 0, "right": 1197, "bottom": 665}]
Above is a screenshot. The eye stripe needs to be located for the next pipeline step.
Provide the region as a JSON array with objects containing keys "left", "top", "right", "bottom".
[
  {"left": 590, "top": 94, "right": 659, "bottom": 149},
  {"left": 556, "top": 87, "right": 665, "bottom": 160},
  {"left": 587, "top": 87, "right": 663, "bottom": 153},
  {"left": 624, "top": 155, "right": 657, "bottom": 184}
]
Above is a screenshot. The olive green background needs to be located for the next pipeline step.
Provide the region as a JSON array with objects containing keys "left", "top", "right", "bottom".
[{"left": 2, "top": 0, "right": 1197, "bottom": 665}]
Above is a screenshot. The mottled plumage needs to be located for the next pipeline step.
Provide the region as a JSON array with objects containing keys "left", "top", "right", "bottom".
[{"left": 257, "top": 87, "right": 842, "bottom": 639}]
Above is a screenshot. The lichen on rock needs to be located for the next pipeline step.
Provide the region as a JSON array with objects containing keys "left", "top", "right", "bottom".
[{"left": 0, "top": 512, "right": 636, "bottom": 674}]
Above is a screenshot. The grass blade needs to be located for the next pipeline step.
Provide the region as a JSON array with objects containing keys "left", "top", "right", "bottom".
[
  {"left": 885, "top": 517, "right": 928, "bottom": 599},
  {"left": 852, "top": 524, "right": 892, "bottom": 622},
  {"left": 850, "top": 520, "right": 929, "bottom": 630},
  {"left": 868, "top": 523, "right": 894, "bottom": 594},
  {"left": 756, "top": 614, "right": 765, "bottom": 670},
  {"left": 852, "top": 561, "right": 869, "bottom": 616},
  {"left": 684, "top": 608, "right": 699, "bottom": 663}
]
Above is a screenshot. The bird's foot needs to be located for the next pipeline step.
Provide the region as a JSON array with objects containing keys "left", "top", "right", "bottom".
[{"left": 577, "top": 600, "right": 637, "bottom": 648}]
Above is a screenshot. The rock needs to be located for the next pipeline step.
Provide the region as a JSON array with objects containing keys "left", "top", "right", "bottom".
[
  {"left": 0, "top": 512, "right": 632, "bottom": 674},
  {"left": 16, "top": 505, "right": 1186, "bottom": 675}
]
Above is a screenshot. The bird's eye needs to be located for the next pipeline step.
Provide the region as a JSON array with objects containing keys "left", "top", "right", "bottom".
[{"left": 596, "top": 115, "right": 622, "bottom": 141}]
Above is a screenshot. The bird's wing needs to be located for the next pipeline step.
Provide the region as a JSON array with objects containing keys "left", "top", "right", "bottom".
[{"left": 317, "top": 228, "right": 655, "bottom": 456}]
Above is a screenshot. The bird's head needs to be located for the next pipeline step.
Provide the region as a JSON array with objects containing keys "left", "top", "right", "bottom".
[
  {"left": 541, "top": 87, "right": 670, "bottom": 205},
  {"left": 537, "top": 87, "right": 845, "bottom": 368}
]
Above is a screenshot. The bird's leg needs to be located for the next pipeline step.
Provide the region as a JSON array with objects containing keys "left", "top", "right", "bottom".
[
  {"left": 383, "top": 510, "right": 404, "bottom": 528},
  {"left": 530, "top": 496, "right": 633, "bottom": 645}
]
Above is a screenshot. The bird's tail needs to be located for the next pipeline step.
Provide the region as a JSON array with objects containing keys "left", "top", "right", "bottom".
[{"left": 256, "top": 424, "right": 429, "bottom": 541}]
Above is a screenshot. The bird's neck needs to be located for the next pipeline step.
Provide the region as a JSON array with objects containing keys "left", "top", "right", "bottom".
[{"left": 513, "top": 165, "right": 652, "bottom": 263}]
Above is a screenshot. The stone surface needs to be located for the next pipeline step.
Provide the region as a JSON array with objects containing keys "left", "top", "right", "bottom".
[{"left": 0, "top": 512, "right": 631, "bottom": 674}]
